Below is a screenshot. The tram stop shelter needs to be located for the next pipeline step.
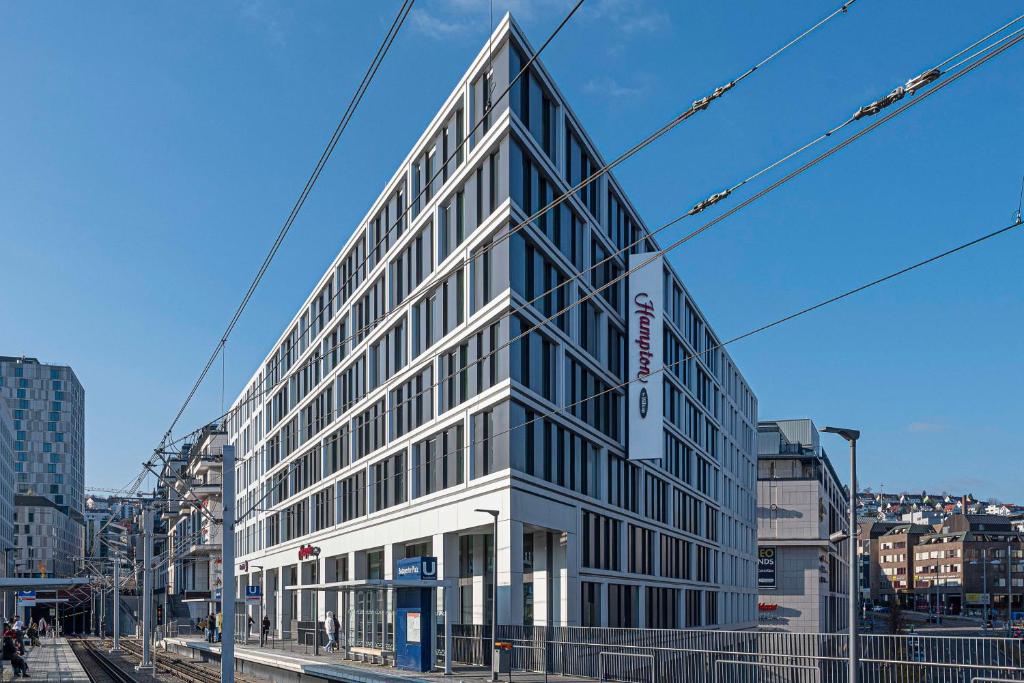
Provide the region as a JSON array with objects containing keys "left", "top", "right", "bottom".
[
  {"left": 0, "top": 577, "right": 90, "bottom": 625},
  {"left": 284, "top": 556, "right": 455, "bottom": 674}
]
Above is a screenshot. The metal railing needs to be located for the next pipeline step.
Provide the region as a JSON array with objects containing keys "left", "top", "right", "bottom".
[
  {"left": 303, "top": 631, "right": 318, "bottom": 655},
  {"left": 442, "top": 625, "right": 1024, "bottom": 682},
  {"left": 598, "top": 651, "right": 655, "bottom": 683},
  {"left": 511, "top": 644, "right": 548, "bottom": 682}
]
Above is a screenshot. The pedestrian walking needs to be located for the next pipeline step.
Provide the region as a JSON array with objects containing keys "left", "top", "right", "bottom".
[{"left": 323, "top": 612, "right": 336, "bottom": 652}]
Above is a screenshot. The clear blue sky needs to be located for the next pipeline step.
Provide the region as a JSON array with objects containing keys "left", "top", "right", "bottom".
[{"left": 1, "top": 1, "right": 1021, "bottom": 500}]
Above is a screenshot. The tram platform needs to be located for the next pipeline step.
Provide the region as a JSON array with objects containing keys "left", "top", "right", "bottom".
[
  {"left": 3, "top": 637, "right": 90, "bottom": 682},
  {"left": 165, "top": 635, "right": 576, "bottom": 683}
]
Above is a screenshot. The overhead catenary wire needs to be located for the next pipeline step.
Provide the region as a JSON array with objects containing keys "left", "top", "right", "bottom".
[
  {"left": 177, "top": 12, "right": 1024, "bottom": 521},
  {"left": 213, "top": 9, "right": 1024, "bottom": 490},
  {"left": 153, "top": 0, "right": 416, "bottom": 459},
  {"left": 127, "top": 0, "right": 586, "bottom": 498},
  {"left": 120, "top": 0, "right": 420, "bottom": 500},
  {"left": 158, "top": 0, "right": 864, "bottom": 458},
  {"left": 226, "top": 23, "right": 1024, "bottom": 527},
  {"left": 274, "top": 0, "right": 860, "bottom": 363},
  {"left": 237, "top": 213, "right": 1024, "bottom": 529}
]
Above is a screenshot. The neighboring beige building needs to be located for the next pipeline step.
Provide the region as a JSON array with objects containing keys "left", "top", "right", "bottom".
[{"left": 757, "top": 419, "right": 850, "bottom": 633}]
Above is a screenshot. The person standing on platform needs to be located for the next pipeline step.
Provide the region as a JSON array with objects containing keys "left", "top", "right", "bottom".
[{"left": 323, "top": 612, "right": 336, "bottom": 653}]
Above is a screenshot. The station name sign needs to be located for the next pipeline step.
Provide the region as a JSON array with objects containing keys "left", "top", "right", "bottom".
[{"left": 396, "top": 556, "right": 437, "bottom": 581}]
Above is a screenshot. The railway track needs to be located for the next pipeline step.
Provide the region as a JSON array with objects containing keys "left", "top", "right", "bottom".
[
  {"left": 112, "top": 637, "right": 240, "bottom": 683},
  {"left": 68, "top": 638, "right": 137, "bottom": 683}
]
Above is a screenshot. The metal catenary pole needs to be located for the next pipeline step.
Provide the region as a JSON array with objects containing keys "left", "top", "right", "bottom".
[
  {"left": 221, "top": 444, "right": 237, "bottom": 682},
  {"left": 110, "top": 559, "right": 121, "bottom": 653},
  {"left": 136, "top": 506, "right": 155, "bottom": 672}
]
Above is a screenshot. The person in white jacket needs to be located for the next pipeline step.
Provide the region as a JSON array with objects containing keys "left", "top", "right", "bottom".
[{"left": 323, "top": 612, "right": 337, "bottom": 652}]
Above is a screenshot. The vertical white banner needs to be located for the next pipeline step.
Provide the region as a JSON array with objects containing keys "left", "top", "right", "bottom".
[{"left": 627, "top": 253, "right": 663, "bottom": 460}]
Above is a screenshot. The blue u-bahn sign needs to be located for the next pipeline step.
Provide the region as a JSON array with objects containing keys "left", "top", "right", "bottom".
[
  {"left": 396, "top": 556, "right": 437, "bottom": 581},
  {"left": 245, "top": 585, "right": 262, "bottom": 604}
]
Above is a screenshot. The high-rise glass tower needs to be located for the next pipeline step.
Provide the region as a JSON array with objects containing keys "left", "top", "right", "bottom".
[{"left": 0, "top": 356, "right": 85, "bottom": 577}]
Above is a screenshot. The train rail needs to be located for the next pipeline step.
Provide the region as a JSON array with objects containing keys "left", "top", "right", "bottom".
[
  {"left": 68, "top": 638, "right": 137, "bottom": 683},
  {"left": 112, "top": 637, "right": 239, "bottom": 683}
]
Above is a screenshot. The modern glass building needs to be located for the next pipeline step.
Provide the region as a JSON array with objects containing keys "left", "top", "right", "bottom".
[
  {"left": 0, "top": 398, "right": 15, "bottom": 613},
  {"left": 230, "top": 15, "right": 758, "bottom": 633},
  {"left": 0, "top": 355, "right": 86, "bottom": 578}
]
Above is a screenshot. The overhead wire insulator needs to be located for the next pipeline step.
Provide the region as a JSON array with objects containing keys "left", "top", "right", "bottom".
[
  {"left": 691, "top": 81, "right": 736, "bottom": 112},
  {"left": 689, "top": 189, "right": 732, "bottom": 215},
  {"left": 904, "top": 67, "right": 942, "bottom": 94},
  {"left": 853, "top": 86, "right": 906, "bottom": 120}
]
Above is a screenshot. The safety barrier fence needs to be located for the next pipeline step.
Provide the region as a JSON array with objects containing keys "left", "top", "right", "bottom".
[{"left": 440, "top": 625, "right": 1024, "bottom": 683}]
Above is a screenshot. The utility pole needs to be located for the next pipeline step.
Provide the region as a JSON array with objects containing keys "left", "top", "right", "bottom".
[
  {"left": 110, "top": 560, "right": 121, "bottom": 653},
  {"left": 162, "top": 545, "right": 170, "bottom": 641},
  {"left": 136, "top": 506, "right": 155, "bottom": 673},
  {"left": 221, "top": 444, "right": 236, "bottom": 683}
]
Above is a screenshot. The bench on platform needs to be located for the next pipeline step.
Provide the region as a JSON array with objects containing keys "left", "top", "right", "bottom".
[{"left": 348, "top": 646, "right": 393, "bottom": 665}]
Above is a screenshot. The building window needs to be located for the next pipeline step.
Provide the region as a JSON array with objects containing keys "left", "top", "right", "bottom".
[
  {"left": 581, "top": 510, "right": 620, "bottom": 571},
  {"left": 607, "top": 584, "right": 638, "bottom": 628}
]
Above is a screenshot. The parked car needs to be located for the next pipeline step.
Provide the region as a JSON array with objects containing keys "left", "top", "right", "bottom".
[{"left": 873, "top": 605, "right": 891, "bottom": 613}]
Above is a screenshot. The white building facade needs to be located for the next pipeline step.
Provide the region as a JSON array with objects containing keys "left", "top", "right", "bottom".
[{"left": 229, "top": 16, "right": 758, "bottom": 635}]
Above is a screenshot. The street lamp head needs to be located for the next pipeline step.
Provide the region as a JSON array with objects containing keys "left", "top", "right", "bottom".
[
  {"left": 829, "top": 531, "right": 851, "bottom": 544},
  {"left": 474, "top": 508, "right": 499, "bottom": 518},
  {"left": 822, "top": 426, "right": 861, "bottom": 442}
]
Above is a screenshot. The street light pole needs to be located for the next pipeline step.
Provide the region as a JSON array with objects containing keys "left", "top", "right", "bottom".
[
  {"left": 1007, "top": 541, "right": 1013, "bottom": 633},
  {"left": 822, "top": 426, "right": 860, "bottom": 683},
  {"left": 475, "top": 509, "right": 499, "bottom": 682},
  {"left": 983, "top": 550, "right": 989, "bottom": 625}
]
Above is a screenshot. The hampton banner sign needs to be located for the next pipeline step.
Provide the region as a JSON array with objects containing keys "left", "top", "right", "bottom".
[{"left": 627, "top": 253, "right": 663, "bottom": 460}]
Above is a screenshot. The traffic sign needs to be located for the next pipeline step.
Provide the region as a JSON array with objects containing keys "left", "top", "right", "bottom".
[
  {"left": 214, "top": 588, "right": 222, "bottom": 602},
  {"left": 245, "top": 585, "right": 262, "bottom": 605},
  {"left": 16, "top": 591, "right": 36, "bottom": 606}
]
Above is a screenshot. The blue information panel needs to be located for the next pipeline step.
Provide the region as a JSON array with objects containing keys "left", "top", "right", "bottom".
[{"left": 395, "top": 556, "right": 436, "bottom": 672}]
